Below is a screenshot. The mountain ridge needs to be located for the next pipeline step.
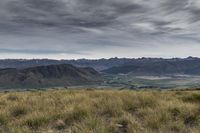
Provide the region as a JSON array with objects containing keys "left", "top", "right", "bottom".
[
  {"left": 0, "top": 64, "right": 101, "bottom": 89},
  {"left": 103, "top": 57, "right": 200, "bottom": 75},
  {"left": 0, "top": 57, "right": 199, "bottom": 71}
]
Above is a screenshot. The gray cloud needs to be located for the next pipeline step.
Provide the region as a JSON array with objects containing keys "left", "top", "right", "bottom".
[
  {"left": 0, "top": 0, "right": 200, "bottom": 59},
  {"left": 0, "top": 48, "right": 88, "bottom": 55}
]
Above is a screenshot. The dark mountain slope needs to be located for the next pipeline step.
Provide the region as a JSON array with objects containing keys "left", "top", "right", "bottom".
[
  {"left": 103, "top": 58, "right": 200, "bottom": 75},
  {"left": 1, "top": 57, "right": 200, "bottom": 73},
  {"left": 0, "top": 64, "right": 101, "bottom": 89},
  {"left": 0, "top": 58, "right": 133, "bottom": 71}
]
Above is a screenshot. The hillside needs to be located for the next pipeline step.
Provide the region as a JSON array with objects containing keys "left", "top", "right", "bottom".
[
  {"left": 103, "top": 57, "right": 200, "bottom": 75},
  {"left": 1, "top": 57, "right": 200, "bottom": 73},
  {"left": 0, "top": 64, "right": 101, "bottom": 89},
  {"left": 0, "top": 89, "right": 199, "bottom": 133},
  {"left": 0, "top": 58, "right": 132, "bottom": 71}
]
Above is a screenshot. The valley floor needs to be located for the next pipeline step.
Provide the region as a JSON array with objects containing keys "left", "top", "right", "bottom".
[{"left": 0, "top": 89, "right": 199, "bottom": 133}]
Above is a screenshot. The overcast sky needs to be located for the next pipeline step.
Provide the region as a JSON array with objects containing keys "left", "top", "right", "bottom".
[{"left": 0, "top": 0, "right": 200, "bottom": 59}]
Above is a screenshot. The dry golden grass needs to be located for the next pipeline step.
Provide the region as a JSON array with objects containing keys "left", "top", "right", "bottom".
[{"left": 0, "top": 89, "right": 199, "bottom": 133}]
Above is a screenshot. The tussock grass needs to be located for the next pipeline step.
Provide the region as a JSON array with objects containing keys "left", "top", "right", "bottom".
[
  {"left": 10, "top": 105, "right": 29, "bottom": 117},
  {"left": 0, "top": 113, "right": 8, "bottom": 126},
  {"left": 182, "top": 93, "right": 200, "bottom": 103},
  {"left": 24, "top": 113, "right": 50, "bottom": 129},
  {"left": 7, "top": 94, "right": 19, "bottom": 101},
  {"left": 0, "top": 89, "right": 199, "bottom": 132}
]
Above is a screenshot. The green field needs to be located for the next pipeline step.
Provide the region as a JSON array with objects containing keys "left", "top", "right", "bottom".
[{"left": 103, "top": 74, "right": 200, "bottom": 89}]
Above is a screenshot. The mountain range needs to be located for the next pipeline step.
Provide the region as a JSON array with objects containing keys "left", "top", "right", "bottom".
[
  {"left": 1, "top": 57, "right": 200, "bottom": 89},
  {"left": 0, "top": 58, "right": 133, "bottom": 71},
  {"left": 103, "top": 57, "right": 200, "bottom": 75},
  {"left": 1, "top": 57, "right": 200, "bottom": 75},
  {"left": 0, "top": 64, "right": 101, "bottom": 89}
]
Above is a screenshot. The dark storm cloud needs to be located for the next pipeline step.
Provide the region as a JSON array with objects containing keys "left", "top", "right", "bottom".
[
  {"left": 4, "top": 0, "right": 146, "bottom": 30},
  {"left": 0, "top": 0, "right": 200, "bottom": 58}
]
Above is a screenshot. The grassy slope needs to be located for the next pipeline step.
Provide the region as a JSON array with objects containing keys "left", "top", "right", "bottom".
[{"left": 0, "top": 89, "right": 199, "bottom": 133}]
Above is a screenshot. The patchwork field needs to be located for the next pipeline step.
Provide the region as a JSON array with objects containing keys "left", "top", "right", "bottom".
[
  {"left": 0, "top": 89, "right": 199, "bottom": 133},
  {"left": 104, "top": 74, "right": 200, "bottom": 89}
]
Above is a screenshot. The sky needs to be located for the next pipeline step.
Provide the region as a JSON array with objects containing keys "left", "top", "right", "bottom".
[{"left": 0, "top": 0, "right": 200, "bottom": 59}]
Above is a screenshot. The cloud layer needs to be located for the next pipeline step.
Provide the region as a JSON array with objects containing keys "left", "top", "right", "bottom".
[{"left": 0, "top": 0, "right": 200, "bottom": 59}]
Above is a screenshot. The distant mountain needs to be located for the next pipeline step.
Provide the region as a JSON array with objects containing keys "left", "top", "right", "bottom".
[
  {"left": 102, "top": 57, "right": 200, "bottom": 75},
  {"left": 0, "top": 64, "right": 101, "bottom": 89},
  {"left": 1, "top": 57, "right": 200, "bottom": 74},
  {"left": 0, "top": 58, "right": 133, "bottom": 71}
]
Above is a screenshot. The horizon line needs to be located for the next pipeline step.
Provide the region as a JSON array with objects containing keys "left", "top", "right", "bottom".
[{"left": 0, "top": 56, "right": 198, "bottom": 61}]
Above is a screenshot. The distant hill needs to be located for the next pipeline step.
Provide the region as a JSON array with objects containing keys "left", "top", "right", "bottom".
[
  {"left": 1, "top": 57, "right": 200, "bottom": 74},
  {"left": 102, "top": 57, "right": 200, "bottom": 75},
  {"left": 0, "top": 64, "right": 102, "bottom": 89},
  {"left": 0, "top": 58, "right": 133, "bottom": 71}
]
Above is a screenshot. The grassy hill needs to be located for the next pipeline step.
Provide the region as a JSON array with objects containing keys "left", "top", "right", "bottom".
[{"left": 0, "top": 89, "right": 199, "bottom": 132}]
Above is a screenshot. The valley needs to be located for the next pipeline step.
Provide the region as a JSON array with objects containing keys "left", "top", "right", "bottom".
[
  {"left": 103, "top": 74, "right": 200, "bottom": 89},
  {"left": 2, "top": 57, "right": 200, "bottom": 90}
]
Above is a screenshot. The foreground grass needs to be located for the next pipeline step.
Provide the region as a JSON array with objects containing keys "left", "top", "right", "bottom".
[{"left": 0, "top": 89, "right": 199, "bottom": 133}]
